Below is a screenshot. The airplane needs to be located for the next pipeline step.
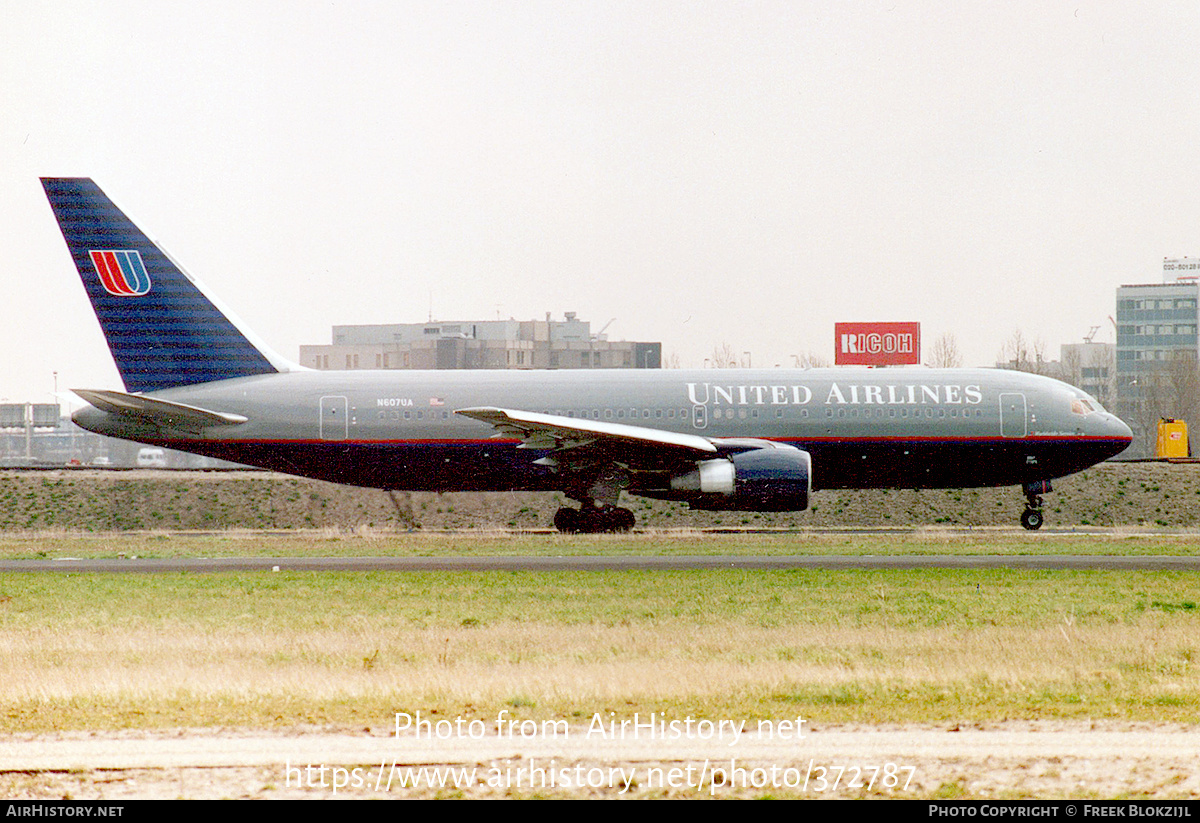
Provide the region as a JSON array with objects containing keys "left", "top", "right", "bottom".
[{"left": 41, "top": 177, "right": 1133, "bottom": 533}]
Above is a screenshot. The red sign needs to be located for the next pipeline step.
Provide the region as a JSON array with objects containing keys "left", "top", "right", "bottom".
[{"left": 834, "top": 322, "right": 921, "bottom": 366}]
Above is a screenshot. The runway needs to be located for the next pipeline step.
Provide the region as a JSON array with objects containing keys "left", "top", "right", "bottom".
[{"left": 4, "top": 554, "right": 1200, "bottom": 572}]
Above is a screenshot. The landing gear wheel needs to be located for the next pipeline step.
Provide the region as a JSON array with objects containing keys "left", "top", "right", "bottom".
[
  {"left": 611, "top": 507, "right": 636, "bottom": 533},
  {"left": 1020, "top": 508, "right": 1044, "bottom": 531},
  {"left": 581, "top": 505, "right": 635, "bottom": 533},
  {"left": 553, "top": 507, "right": 582, "bottom": 533},
  {"left": 553, "top": 505, "right": 636, "bottom": 533}
]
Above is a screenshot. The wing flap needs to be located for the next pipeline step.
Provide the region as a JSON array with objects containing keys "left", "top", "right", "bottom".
[
  {"left": 72, "top": 388, "right": 248, "bottom": 428},
  {"left": 456, "top": 407, "right": 716, "bottom": 456}
]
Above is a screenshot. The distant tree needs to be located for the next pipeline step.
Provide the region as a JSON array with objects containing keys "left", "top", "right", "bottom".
[
  {"left": 997, "top": 328, "right": 1050, "bottom": 375},
  {"left": 1117, "top": 352, "right": 1197, "bottom": 457},
  {"left": 1085, "top": 346, "right": 1115, "bottom": 408},
  {"left": 1060, "top": 345, "right": 1083, "bottom": 388},
  {"left": 710, "top": 342, "right": 740, "bottom": 368},
  {"left": 927, "top": 333, "right": 963, "bottom": 369},
  {"left": 792, "top": 351, "right": 830, "bottom": 368},
  {"left": 663, "top": 351, "right": 681, "bottom": 369},
  {"left": 1131, "top": 365, "right": 1179, "bottom": 457},
  {"left": 1166, "top": 351, "right": 1200, "bottom": 419}
]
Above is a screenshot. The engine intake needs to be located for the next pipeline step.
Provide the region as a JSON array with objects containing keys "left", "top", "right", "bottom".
[{"left": 670, "top": 443, "right": 812, "bottom": 511}]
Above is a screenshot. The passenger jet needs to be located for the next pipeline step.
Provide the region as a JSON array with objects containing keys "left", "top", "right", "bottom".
[{"left": 41, "top": 178, "right": 1132, "bottom": 532}]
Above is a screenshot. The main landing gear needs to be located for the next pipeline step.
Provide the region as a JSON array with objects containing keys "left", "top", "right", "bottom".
[
  {"left": 553, "top": 504, "right": 636, "bottom": 534},
  {"left": 553, "top": 467, "right": 635, "bottom": 533},
  {"left": 1020, "top": 480, "right": 1051, "bottom": 531}
]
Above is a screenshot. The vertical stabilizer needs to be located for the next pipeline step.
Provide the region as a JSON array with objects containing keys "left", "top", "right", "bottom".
[{"left": 42, "top": 177, "right": 288, "bottom": 392}]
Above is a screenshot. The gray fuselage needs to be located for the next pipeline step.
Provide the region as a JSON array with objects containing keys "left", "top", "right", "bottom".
[{"left": 73, "top": 367, "right": 1133, "bottom": 495}]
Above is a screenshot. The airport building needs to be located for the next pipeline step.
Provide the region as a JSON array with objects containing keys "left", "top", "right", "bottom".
[
  {"left": 300, "top": 313, "right": 662, "bottom": 371},
  {"left": 1114, "top": 260, "right": 1200, "bottom": 455}
]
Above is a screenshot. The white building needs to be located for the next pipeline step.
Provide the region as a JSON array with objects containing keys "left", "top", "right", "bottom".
[{"left": 300, "top": 313, "right": 662, "bottom": 370}]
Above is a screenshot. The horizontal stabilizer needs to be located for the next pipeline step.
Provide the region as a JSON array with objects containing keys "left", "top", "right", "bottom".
[{"left": 72, "top": 388, "right": 248, "bottom": 428}]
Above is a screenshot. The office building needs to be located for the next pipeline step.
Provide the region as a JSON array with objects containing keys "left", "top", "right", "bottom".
[{"left": 300, "top": 313, "right": 662, "bottom": 371}]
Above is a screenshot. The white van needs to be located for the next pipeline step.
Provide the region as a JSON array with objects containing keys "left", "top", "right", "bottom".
[{"left": 136, "top": 448, "right": 167, "bottom": 468}]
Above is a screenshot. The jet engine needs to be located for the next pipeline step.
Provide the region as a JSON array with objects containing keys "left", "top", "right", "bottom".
[{"left": 669, "top": 443, "right": 812, "bottom": 511}]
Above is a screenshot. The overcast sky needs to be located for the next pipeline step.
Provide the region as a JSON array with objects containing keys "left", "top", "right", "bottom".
[{"left": 4, "top": 1, "right": 1200, "bottom": 404}]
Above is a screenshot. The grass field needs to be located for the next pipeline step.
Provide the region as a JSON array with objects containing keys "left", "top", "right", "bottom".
[
  {"left": 3, "top": 533, "right": 1200, "bottom": 733},
  {"left": 3, "top": 529, "right": 1200, "bottom": 559}
]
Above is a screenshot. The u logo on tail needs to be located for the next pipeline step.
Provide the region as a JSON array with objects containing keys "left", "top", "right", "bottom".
[{"left": 89, "top": 250, "right": 151, "bottom": 296}]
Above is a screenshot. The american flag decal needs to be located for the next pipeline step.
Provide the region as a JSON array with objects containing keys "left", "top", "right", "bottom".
[{"left": 89, "top": 250, "right": 151, "bottom": 296}]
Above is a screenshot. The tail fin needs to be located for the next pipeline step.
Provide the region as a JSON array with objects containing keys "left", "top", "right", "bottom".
[{"left": 41, "top": 178, "right": 290, "bottom": 393}]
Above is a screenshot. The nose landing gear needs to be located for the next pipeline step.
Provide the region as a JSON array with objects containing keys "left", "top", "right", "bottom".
[
  {"left": 1020, "top": 480, "right": 1051, "bottom": 530},
  {"left": 1020, "top": 506, "right": 1044, "bottom": 531}
]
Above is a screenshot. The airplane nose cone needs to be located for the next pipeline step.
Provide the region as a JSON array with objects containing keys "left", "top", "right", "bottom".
[{"left": 1103, "top": 413, "right": 1133, "bottom": 454}]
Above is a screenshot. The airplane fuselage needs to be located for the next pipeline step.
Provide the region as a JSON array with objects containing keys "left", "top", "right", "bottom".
[{"left": 72, "top": 366, "right": 1131, "bottom": 496}]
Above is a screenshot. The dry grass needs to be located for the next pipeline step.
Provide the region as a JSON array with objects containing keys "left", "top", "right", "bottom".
[{"left": 4, "top": 605, "right": 1200, "bottom": 730}]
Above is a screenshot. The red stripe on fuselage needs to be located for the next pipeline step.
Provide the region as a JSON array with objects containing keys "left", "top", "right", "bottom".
[{"left": 146, "top": 435, "right": 1130, "bottom": 447}]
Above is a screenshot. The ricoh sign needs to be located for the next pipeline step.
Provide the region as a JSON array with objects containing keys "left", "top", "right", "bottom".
[{"left": 835, "top": 322, "right": 921, "bottom": 366}]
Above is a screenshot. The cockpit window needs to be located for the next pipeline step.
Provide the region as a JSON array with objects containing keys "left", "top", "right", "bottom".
[{"left": 1071, "top": 398, "right": 1096, "bottom": 415}]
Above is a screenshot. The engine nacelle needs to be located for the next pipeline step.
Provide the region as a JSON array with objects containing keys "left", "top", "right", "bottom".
[{"left": 670, "top": 444, "right": 812, "bottom": 511}]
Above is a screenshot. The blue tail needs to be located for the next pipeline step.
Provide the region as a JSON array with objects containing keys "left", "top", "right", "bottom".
[{"left": 42, "top": 178, "right": 284, "bottom": 393}]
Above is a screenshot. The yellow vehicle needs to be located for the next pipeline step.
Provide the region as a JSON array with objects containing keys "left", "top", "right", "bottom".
[{"left": 1156, "top": 419, "right": 1191, "bottom": 459}]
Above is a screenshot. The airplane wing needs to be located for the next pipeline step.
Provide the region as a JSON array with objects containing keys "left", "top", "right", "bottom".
[
  {"left": 72, "top": 388, "right": 248, "bottom": 429},
  {"left": 455, "top": 406, "right": 716, "bottom": 467}
]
